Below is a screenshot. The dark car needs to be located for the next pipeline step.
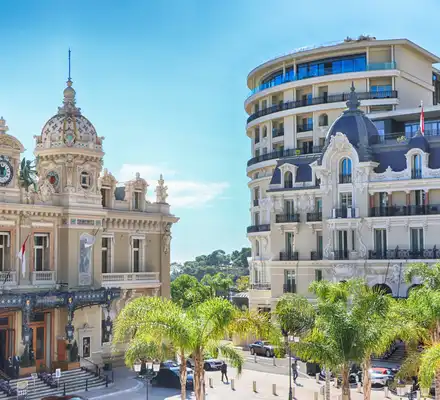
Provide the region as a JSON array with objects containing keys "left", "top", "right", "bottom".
[
  {"left": 249, "top": 340, "right": 275, "bottom": 357},
  {"left": 151, "top": 366, "right": 193, "bottom": 389},
  {"left": 41, "top": 397, "right": 87, "bottom": 400}
]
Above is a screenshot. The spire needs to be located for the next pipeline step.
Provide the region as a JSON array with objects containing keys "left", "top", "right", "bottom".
[
  {"left": 345, "top": 81, "right": 361, "bottom": 112},
  {"left": 58, "top": 48, "right": 81, "bottom": 116},
  {"left": 68, "top": 48, "right": 72, "bottom": 83},
  {"left": 0, "top": 117, "right": 8, "bottom": 134}
]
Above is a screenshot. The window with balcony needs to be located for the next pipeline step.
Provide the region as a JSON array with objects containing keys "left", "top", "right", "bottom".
[
  {"left": 337, "top": 230, "right": 354, "bottom": 259},
  {"left": 316, "top": 232, "right": 323, "bottom": 258},
  {"left": 414, "top": 190, "right": 425, "bottom": 206},
  {"left": 284, "top": 200, "right": 294, "bottom": 216},
  {"left": 0, "top": 233, "right": 10, "bottom": 272},
  {"left": 253, "top": 187, "right": 260, "bottom": 207},
  {"left": 340, "top": 193, "right": 353, "bottom": 209},
  {"left": 34, "top": 234, "right": 49, "bottom": 272},
  {"left": 255, "top": 149, "right": 260, "bottom": 158},
  {"left": 133, "top": 191, "right": 143, "bottom": 210},
  {"left": 254, "top": 103, "right": 259, "bottom": 114},
  {"left": 254, "top": 127, "right": 260, "bottom": 144},
  {"left": 412, "top": 154, "right": 422, "bottom": 179},
  {"left": 101, "top": 188, "right": 110, "bottom": 208},
  {"left": 131, "top": 238, "right": 143, "bottom": 273},
  {"left": 318, "top": 113, "right": 328, "bottom": 127},
  {"left": 262, "top": 126, "right": 267, "bottom": 138},
  {"left": 284, "top": 171, "right": 293, "bottom": 189},
  {"left": 315, "top": 270, "right": 323, "bottom": 282},
  {"left": 285, "top": 232, "right": 294, "bottom": 254},
  {"left": 262, "top": 99, "right": 267, "bottom": 109},
  {"left": 370, "top": 85, "right": 392, "bottom": 98},
  {"left": 102, "top": 237, "right": 112, "bottom": 273},
  {"left": 316, "top": 198, "right": 322, "bottom": 212},
  {"left": 410, "top": 228, "right": 424, "bottom": 254},
  {"left": 379, "top": 192, "right": 389, "bottom": 208},
  {"left": 263, "top": 147, "right": 267, "bottom": 155},
  {"left": 374, "top": 229, "right": 387, "bottom": 258},
  {"left": 254, "top": 212, "right": 260, "bottom": 226},
  {"left": 284, "top": 270, "right": 296, "bottom": 293},
  {"left": 255, "top": 240, "right": 260, "bottom": 257},
  {"left": 340, "top": 158, "right": 352, "bottom": 183},
  {"left": 299, "top": 140, "right": 313, "bottom": 154}
]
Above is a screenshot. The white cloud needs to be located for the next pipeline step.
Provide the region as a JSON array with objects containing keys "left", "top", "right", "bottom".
[{"left": 117, "top": 164, "right": 229, "bottom": 209}]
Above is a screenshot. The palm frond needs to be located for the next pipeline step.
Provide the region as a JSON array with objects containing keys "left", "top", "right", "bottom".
[
  {"left": 419, "top": 343, "right": 440, "bottom": 389},
  {"left": 215, "top": 344, "right": 245, "bottom": 376}
]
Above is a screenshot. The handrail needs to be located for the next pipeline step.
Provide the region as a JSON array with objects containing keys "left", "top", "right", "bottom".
[{"left": 78, "top": 354, "right": 100, "bottom": 377}]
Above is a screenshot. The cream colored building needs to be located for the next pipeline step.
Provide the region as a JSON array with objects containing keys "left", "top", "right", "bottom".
[
  {"left": 0, "top": 75, "right": 178, "bottom": 372},
  {"left": 246, "top": 36, "right": 440, "bottom": 311}
]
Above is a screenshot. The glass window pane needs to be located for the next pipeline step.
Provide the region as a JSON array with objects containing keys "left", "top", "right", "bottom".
[
  {"left": 35, "top": 248, "right": 43, "bottom": 271},
  {"left": 36, "top": 327, "right": 44, "bottom": 360}
]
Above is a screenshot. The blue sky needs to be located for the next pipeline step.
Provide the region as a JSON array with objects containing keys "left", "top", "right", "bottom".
[{"left": 0, "top": 0, "right": 438, "bottom": 262}]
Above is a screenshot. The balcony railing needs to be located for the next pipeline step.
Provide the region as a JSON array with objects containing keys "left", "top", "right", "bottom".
[
  {"left": 247, "top": 90, "right": 399, "bottom": 123},
  {"left": 333, "top": 250, "right": 349, "bottom": 260},
  {"left": 311, "top": 251, "right": 323, "bottom": 260},
  {"left": 250, "top": 283, "right": 271, "bottom": 290},
  {"left": 297, "top": 123, "right": 313, "bottom": 133},
  {"left": 368, "top": 246, "right": 439, "bottom": 260},
  {"left": 370, "top": 129, "right": 440, "bottom": 145},
  {"left": 279, "top": 251, "right": 299, "bottom": 261},
  {"left": 248, "top": 146, "right": 323, "bottom": 167},
  {"left": 248, "top": 62, "right": 397, "bottom": 98},
  {"left": 101, "top": 272, "right": 160, "bottom": 287},
  {"left": 32, "top": 271, "right": 56, "bottom": 284},
  {"left": 247, "top": 224, "right": 270, "bottom": 233},
  {"left": 272, "top": 128, "right": 284, "bottom": 138},
  {"left": 307, "top": 212, "right": 322, "bottom": 222},
  {"left": 333, "top": 208, "right": 357, "bottom": 218},
  {"left": 339, "top": 174, "right": 352, "bottom": 184},
  {"left": 276, "top": 214, "right": 300, "bottom": 223},
  {"left": 369, "top": 204, "right": 440, "bottom": 217},
  {"left": 283, "top": 282, "right": 297, "bottom": 293},
  {"left": 0, "top": 271, "right": 16, "bottom": 285},
  {"left": 411, "top": 169, "right": 422, "bottom": 179}
]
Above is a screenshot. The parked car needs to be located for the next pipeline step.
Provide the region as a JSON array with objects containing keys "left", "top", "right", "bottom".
[
  {"left": 186, "top": 357, "right": 224, "bottom": 371},
  {"left": 161, "top": 360, "right": 179, "bottom": 368},
  {"left": 151, "top": 366, "right": 194, "bottom": 389},
  {"left": 42, "top": 396, "right": 87, "bottom": 400},
  {"left": 248, "top": 340, "right": 275, "bottom": 357},
  {"left": 370, "top": 367, "right": 394, "bottom": 387}
]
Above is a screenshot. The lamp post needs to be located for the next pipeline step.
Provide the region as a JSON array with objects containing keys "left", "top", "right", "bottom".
[
  {"left": 134, "top": 360, "right": 160, "bottom": 400},
  {"left": 104, "top": 316, "right": 113, "bottom": 342},
  {"left": 282, "top": 329, "right": 292, "bottom": 400}
]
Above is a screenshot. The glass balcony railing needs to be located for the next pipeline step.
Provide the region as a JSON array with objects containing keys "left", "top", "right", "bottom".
[{"left": 248, "top": 62, "right": 397, "bottom": 97}]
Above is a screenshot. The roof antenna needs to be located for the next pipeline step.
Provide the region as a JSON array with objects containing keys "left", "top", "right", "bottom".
[{"left": 68, "top": 48, "right": 72, "bottom": 83}]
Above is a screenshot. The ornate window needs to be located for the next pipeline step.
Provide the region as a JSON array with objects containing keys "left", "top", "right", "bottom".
[
  {"left": 412, "top": 154, "right": 422, "bottom": 179},
  {"left": 284, "top": 171, "right": 293, "bottom": 188},
  {"left": 339, "top": 158, "right": 352, "bottom": 183},
  {"left": 131, "top": 237, "right": 144, "bottom": 273},
  {"left": 34, "top": 234, "right": 49, "bottom": 271},
  {"left": 101, "top": 188, "right": 110, "bottom": 208},
  {"left": 80, "top": 171, "right": 91, "bottom": 189},
  {"left": 255, "top": 240, "right": 260, "bottom": 257},
  {"left": 133, "top": 191, "right": 143, "bottom": 210},
  {"left": 0, "top": 233, "right": 10, "bottom": 272},
  {"left": 101, "top": 237, "right": 112, "bottom": 273},
  {"left": 318, "top": 113, "right": 328, "bottom": 127}
]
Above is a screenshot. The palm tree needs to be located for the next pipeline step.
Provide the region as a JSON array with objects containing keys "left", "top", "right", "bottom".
[{"left": 113, "top": 296, "right": 268, "bottom": 400}]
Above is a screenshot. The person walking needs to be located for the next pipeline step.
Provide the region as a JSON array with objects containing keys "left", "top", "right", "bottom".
[
  {"left": 292, "top": 358, "right": 299, "bottom": 384},
  {"left": 221, "top": 362, "right": 228, "bottom": 383}
]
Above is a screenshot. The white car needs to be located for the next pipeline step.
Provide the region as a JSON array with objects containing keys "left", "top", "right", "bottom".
[
  {"left": 186, "top": 357, "right": 224, "bottom": 371},
  {"left": 370, "top": 369, "right": 392, "bottom": 387}
]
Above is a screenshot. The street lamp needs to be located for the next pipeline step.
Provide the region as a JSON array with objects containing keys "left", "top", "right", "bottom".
[
  {"left": 134, "top": 359, "right": 161, "bottom": 400},
  {"left": 281, "top": 329, "right": 292, "bottom": 400},
  {"left": 65, "top": 323, "right": 74, "bottom": 343}
]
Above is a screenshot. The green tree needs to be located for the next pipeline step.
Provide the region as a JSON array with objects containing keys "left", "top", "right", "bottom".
[
  {"left": 113, "top": 296, "right": 268, "bottom": 400},
  {"left": 171, "top": 274, "right": 210, "bottom": 308},
  {"left": 236, "top": 276, "right": 249, "bottom": 292},
  {"left": 201, "top": 272, "right": 234, "bottom": 297}
]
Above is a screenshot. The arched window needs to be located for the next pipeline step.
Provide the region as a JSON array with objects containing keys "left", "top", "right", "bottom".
[
  {"left": 412, "top": 154, "right": 422, "bottom": 179},
  {"left": 255, "top": 240, "right": 260, "bottom": 257},
  {"left": 284, "top": 171, "right": 293, "bottom": 188},
  {"left": 340, "top": 158, "right": 352, "bottom": 183},
  {"left": 319, "top": 113, "right": 329, "bottom": 127}
]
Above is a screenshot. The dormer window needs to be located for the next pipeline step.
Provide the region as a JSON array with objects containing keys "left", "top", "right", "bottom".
[
  {"left": 339, "top": 158, "right": 352, "bottom": 183},
  {"left": 101, "top": 187, "right": 110, "bottom": 208},
  {"left": 284, "top": 171, "right": 293, "bottom": 189},
  {"left": 412, "top": 154, "right": 422, "bottom": 179},
  {"left": 133, "top": 191, "right": 143, "bottom": 210},
  {"left": 80, "top": 172, "right": 91, "bottom": 189}
]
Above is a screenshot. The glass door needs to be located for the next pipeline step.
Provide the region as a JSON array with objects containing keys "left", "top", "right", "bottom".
[{"left": 29, "top": 324, "right": 45, "bottom": 369}]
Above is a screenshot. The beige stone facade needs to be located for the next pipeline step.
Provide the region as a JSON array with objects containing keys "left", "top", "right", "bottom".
[
  {"left": 0, "top": 76, "right": 178, "bottom": 373},
  {"left": 245, "top": 37, "right": 440, "bottom": 311}
]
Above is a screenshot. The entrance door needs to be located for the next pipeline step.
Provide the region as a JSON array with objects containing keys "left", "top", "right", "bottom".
[{"left": 29, "top": 324, "right": 45, "bottom": 369}]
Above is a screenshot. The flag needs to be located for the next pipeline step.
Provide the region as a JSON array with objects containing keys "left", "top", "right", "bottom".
[
  {"left": 420, "top": 101, "right": 425, "bottom": 135},
  {"left": 17, "top": 234, "right": 30, "bottom": 278}
]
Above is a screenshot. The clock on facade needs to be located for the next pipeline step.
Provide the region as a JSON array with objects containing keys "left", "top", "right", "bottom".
[
  {"left": 0, "top": 158, "right": 13, "bottom": 186},
  {"left": 47, "top": 171, "right": 59, "bottom": 187}
]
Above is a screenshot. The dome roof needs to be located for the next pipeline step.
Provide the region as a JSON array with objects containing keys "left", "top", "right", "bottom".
[
  {"left": 322, "top": 84, "right": 377, "bottom": 162},
  {"left": 35, "top": 79, "right": 103, "bottom": 152},
  {"left": 408, "top": 131, "right": 430, "bottom": 152}
]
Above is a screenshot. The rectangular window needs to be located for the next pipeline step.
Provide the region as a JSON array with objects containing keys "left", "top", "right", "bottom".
[
  {"left": 34, "top": 234, "right": 49, "bottom": 272},
  {"left": 410, "top": 228, "right": 424, "bottom": 253},
  {"left": 255, "top": 149, "right": 260, "bottom": 158},
  {"left": 262, "top": 100, "right": 267, "bottom": 109},
  {"left": 374, "top": 229, "right": 387, "bottom": 256},
  {"left": 379, "top": 192, "right": 389, "bottom": 208},
  {"left": 340, "top": 193, "right": 353, "bottom": 208},
  {"left": 284, "top": 270, "right": 296, "bottom": 293},
  {"left": 254, "top": 212, "right": 260, "bottom": 226},
  {"left": 414, "top": 190, "right": 425, "bottom": 206},
  {"left": 0, "top": 233, "right": 10, "bottom": 272},
  {"left": 315, "top": 198, "right": 322, "bottom": 212},
  {"left": 316, "top": 232, "right": 323, "bottom": 257},
  {"left": 285, "top": 232, "right": 294, "bottom": 254},
  {"left": 315, "top": 270, "right": 322, "bottom": 281},
  {"left": 101, "top": 188, "right": 109, "bottom": 208},
  {"left": 284, "top": 200, "right": 294, "bottom": 216},
  {"left": 132, "top": 239, "right": 141, "bottom": 273},
  {"left": 133, "top": 192, "right": 142, "bottom": 210},
  {"left": 102, "top": 237, "right": 111, "bottom": 273},
  {"left": 254, "top": 127, "right": 260, "bottom": 144}
]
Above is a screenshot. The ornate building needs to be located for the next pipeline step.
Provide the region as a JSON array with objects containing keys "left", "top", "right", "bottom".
[
  {"left": 0, "top": 74, "right": 178, "bottom": 372},
  {"left": 245, "top": 37, "right": 440, "bottom": 311}
]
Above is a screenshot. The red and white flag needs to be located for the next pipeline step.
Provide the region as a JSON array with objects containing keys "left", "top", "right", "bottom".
[
  {"left": 17, "top": 234, "right": 30, "bottom": 278},
  {"left": 420, "top": 101, "right": 425, "bottom": 135}
]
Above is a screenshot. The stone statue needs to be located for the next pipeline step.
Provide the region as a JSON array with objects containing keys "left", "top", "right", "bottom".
[
  {"left": 19, "top": 158, "right": 37, "bottom": 192},
  {"left": 162, "top": 223, "right": 172, "bottom": 254},
  {"left": 37, "top": 177, "right": 54, "bottom": 202},
  {"left": 155, "top": 174, "right": 168, "bottom": 204}
]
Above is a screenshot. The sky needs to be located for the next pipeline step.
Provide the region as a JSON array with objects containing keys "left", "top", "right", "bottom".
[{"left": 0, "top": 0, "right": 439, "bottom": 262}]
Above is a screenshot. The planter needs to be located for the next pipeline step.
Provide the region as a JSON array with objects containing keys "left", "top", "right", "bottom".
[{"left": 20, "top": 366, "right": 36, "bottom": 377}]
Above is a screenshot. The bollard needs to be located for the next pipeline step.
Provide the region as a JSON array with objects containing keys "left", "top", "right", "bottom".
[
  {"left": 384, "top": 386, "right": 389, "bottom": 398},
  {"left": 316, "top": 373, "right": 320, "bottom": 384},
  {"left": 292, "top": 386, "right": 295, "bottom": 398},
  {"left": 272, "top": 383, "right": 277, "bottom": 396},
  {"left": 254, "top": 354, "right": 257, "bottom": 363},
  {"left": 253, "top": 380, "right": 257, "bottom": 393},
  {"left": 273, "top": 357, "right": 276, "bottom": 366},
  {"left": 314, "top": 392, "right": 319, "bottom": 400},
  {"left": 357, "top": 381, "right": 362, "bottom": 393},
  {"left": 416, "top": 391, "right": 421, "bottom": 399},
  {"left": 231, "top": 378, "right": 235, "bottom": 391},
  {"left": 209, "top": 378, "right": 213, "bottom": 388},
  {"left": 85, "top": 379, "right": 88, "bottom": 391}
]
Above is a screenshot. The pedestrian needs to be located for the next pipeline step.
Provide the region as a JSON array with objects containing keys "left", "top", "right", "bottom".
[
  {"left": 292, "top": 358, "right": 299, "bottom": 384},
  {"left": 221, "top": 362, "right": 228, "bottom": 383}
]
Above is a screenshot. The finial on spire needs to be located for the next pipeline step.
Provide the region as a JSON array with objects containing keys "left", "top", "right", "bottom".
[
  {"left": 0, "top": 117, "right": 8, "bottom": 134},
  {"left": 68, "top": 48, "right": 72, "bottom": 84},
  {"left": 346, "top": 82, "right": 360, "bottom": 112}
]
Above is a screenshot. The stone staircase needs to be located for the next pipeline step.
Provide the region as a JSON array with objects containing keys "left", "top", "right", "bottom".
[
  {"left": 372, "top": 342, "right": 406, "bottom": 365},
  {"left": 0, "top": 368, "right": 108, "bottom": 399}
]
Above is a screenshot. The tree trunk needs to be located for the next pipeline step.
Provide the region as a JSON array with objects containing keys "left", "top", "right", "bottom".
[
  {"left": 341, "top": 364, "right": 351, "bottom": 400},
  {"left": 435, "top": 370, "right": 440, "bottom": 400},
  {"left": 193, "top": 352, "right": 203, "bottom": 400},
  {"left": 325, "top": 367, "right": 331, "bottom": 400},
  {"left": 362, "top": 358, "right": 372, "bottom": 400},
  {"left": 179, "top": 350, "right": 187, "bottom": 400}
]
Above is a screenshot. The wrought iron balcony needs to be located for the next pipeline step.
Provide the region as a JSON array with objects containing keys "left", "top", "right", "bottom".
[
  {"left": 248, "top": 146, "right": 323, "bottom": 167},
  {"left": 311, "top": 251, "right": 323, "bottom": 260},
  {"left": 333, "top": 250, "right": 349, "bottom": 260},
  {"left": 307, "top": 212, "right": 322, "bottom": 222},
  {"left": 368, "top": 246, "right": 439, "bottom": 260},
  {"left": 247, "top": 90, "right": 399, "bottom": 123},
  {"left": 369, "top": 205, "right": 440, "bottom": 217},
  {"left": 276, "top": 214, "right": 300, "bottom": 223},
  {"left": 283, "top": 282, "right": 296, "bottom": 293},
  {"left": 250, "top": 283, "right": 271, "bottom": 290},
  {"left": 279, "top": 251, "right": 299, "bottom": 261},
  {"left": 247, "top": 224, "right": 271, "bottom": 233},
  {"left": 272, "top": 128, "right": 284, "bottom": 138},
  {"left": 411, "top": 169, "right": 422, "bottom": 179},
  {"left": 333, "top": 208, "right": 356, "bottom": 218},
  {"left": 339, "top": 174, "right": 352, "bottom": 184},
  {"left": 297, "top": 123, "right": 313, "bottom": 133}
]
